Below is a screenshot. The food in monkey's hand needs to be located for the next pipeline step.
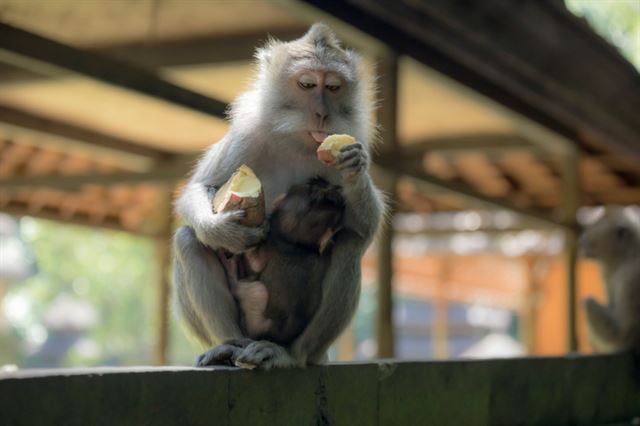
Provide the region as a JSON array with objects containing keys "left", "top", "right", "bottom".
[
  {"left": 212, "top": 164, "right": 265, "bottom": 226},
  {"left": 317, "top": 134, "right": 356, "bottom": 164}
]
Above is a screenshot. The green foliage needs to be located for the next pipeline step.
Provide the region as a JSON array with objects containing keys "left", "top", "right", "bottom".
[
  {"left": 566, "top": 0, "right": 640, "bottom": 69},
  {"left": 1, "top": 217, "right": 198, "bottom": 368}
]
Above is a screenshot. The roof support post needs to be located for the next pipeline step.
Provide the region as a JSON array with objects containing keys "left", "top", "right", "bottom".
[
  {"left": 152, "top": 188, "right": 173, "bottom": 366},
  {"left": 561, "top": 147, "right": 580, "bottom": 352},
  {"left": 375, "top": 51, "right": 399, "bottom": 359}
]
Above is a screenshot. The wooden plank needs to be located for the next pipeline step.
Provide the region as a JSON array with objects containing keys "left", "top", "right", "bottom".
[
  {"left": 99, "top": 30, "right": 306, "bottom": 68},
  {"left": 0, "top": 29, "right": 308, "bottom": 83},
  {"left": 0, "top": 23, "right": 228, "bottom": 119},
  {"left": 0, "top": 105, "right": 173, "bottom": 163},
  {"left": 375, "top": 154, "right": 569, "bottom": 229},
  {"left": 152, "top": 188, "right": 173, "bottom": 366},
  {"left": 0, "top": 155, "right": 195, "bottom": 189},
  {"left": 403, "top": 134, "right": 537, "bottom": 156},
  {"left": 1, "top": 353, "right": 638, "bottom": 425},
  {"left": 375, "top": 51, "right": 399, "bottom": 359},
  {"left": 561, "top": 148, "right": 581, "bottom": 352}
]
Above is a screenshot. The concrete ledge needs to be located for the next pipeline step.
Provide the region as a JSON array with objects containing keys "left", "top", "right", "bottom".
[{"left": 1, "top": 353, "right": 639, "bottom": 426}]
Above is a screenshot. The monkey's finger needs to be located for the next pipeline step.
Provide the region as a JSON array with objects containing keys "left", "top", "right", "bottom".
[
  {"left": 236, "top": 342, "right": 275, "bottom": 365},
  {"left": 222, "top": 210, "right": 246, "bottom": 222},
  {"left": 225, "top": 337, "right": 255, "bottom": 348},
  {"left": 339, "top": 143, "right": 363, "bottom": 154},
  {"left": 338, "top": 149, "right": 360, "bottom": 163},
  {"left": 195, "top": 346, "right": 235, "bottom": 367},
  {"left": 336, "top": 156, "right": 363, "bottom": 171}
]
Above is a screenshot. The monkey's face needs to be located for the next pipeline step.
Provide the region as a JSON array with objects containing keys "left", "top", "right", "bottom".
[
  {"left": 285, "top": 68, "right": 355, "bottom": 146},
  {"left": 580, "top": 208, "right": 640, "bottom": 260},
  {"left": 256, "top": 24, "right": 364, "bottom": 151}
]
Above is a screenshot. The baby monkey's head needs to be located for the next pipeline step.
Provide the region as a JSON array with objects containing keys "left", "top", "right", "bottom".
[{"left": 271, "top": 177, "right": 345, "bottom": 253}]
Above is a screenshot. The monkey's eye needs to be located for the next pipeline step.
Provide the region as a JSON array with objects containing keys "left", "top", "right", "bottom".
[
  {"left": 298, "top": 81, "right": 317, "bottom": 90},
  {"left": 325, "top": 84, "right": 341, "bottom": 92}
]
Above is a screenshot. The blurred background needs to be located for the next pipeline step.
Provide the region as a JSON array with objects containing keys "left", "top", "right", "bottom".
[{"left": 0, "top": 0, "right": 639, "bottom": 368}]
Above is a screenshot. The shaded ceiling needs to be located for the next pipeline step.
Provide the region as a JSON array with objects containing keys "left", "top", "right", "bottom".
[{"left": 0, "top": 0, "right": 639, "bottom": 236}]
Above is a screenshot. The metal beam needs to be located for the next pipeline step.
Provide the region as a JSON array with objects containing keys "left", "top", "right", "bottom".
[{"left": 0, "top": 23, "right": 227, "bottom": 118}]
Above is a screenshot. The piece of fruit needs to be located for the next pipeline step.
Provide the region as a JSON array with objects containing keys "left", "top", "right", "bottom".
[
  {"left": 316, "top": 134, "right": 356, "bottom": 164},
  {"left": 212, "top": 165, "right": 265, "bottom": 226}
]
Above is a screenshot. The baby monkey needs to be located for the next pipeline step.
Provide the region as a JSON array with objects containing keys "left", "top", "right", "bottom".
[{"left": 227, "top": 177, "right": 346, "bottom": 348}]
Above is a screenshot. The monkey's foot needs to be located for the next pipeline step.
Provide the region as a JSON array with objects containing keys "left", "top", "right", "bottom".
[
  {"left": 194, "top": 338, "right": 254, "bottom": 367},
  {"left": 234, "top": 340, "right": 297, "bottom": 370}
]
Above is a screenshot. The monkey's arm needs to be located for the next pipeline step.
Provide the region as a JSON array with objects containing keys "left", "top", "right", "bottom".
[
  {"left": 336, "top": 142, "right": 386, "bottom": 240},
  {"left": 291, "top": 147, "right": 385, "bottom": 363},
  {"left": 175, "top": 139, "right": 267, "bottom": 253}
]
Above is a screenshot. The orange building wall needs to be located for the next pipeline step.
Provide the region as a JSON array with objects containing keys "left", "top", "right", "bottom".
[
  {"left": 532, "top": 258, "right": 605, "bottom": 355},
  {"left": 362, "top": 250, "right": 606, "bottom": 356}
]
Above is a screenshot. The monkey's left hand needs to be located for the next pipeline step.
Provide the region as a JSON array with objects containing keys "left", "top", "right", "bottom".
[{"left": 335, "top": 142, "right": 369, "bottom": 184}]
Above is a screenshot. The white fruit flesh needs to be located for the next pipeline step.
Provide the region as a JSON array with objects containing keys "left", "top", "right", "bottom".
[
  {"left": 213, "top": 165, "right": 261, "bottom": 210},
  {"left": 317, "top": 134, "right": 356, "bottom": 164},
  {"left": 318, "top": 134, "right": 356, "bottom": 156}
]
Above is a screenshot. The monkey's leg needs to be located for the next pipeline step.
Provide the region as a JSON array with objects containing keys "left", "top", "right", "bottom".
[
  {"left": 583, "top": 297, "right": 622, "bottom": 351},
  {"left": 233, "top": 280, "right": 272, "bottom": 336},
  {"left": 174, "top": 226, "right": 245, "bottom": 364}
]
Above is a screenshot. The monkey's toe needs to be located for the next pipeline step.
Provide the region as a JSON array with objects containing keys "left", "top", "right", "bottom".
[
  {"left": 194, "top": 344, "right": 239, "bottom": 367},
  {"left": 235, "top": 340, "right": 296, "bottom": 370}
]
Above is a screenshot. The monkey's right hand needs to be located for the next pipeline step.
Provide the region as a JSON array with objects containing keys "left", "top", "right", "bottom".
[{"left": 195, "top": 210, "right": 268, "bottom": 254}]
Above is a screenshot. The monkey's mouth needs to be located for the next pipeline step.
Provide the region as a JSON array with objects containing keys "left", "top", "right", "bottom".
[{"left": 310, "top": 131, "right": 329, "bottom": 143}]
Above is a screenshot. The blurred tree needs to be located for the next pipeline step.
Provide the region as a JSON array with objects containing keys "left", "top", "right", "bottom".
[
  {"left": 1, "top": 217, "right": 198, "bottom": 368},
  {"left": 566, "top": 0, "right": 640, "bottom": 69}
]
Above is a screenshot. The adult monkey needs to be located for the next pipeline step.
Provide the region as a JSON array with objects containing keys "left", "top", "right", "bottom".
[{"left": 173, "top": 24, "right": 384, "bottom": 369}]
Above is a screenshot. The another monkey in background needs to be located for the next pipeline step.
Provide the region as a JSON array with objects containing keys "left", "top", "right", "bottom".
[
  {"left": 200, "top": 178, "right": 345, "bottom": 367},
  {"left": 580, "top": 207, "right": 640, "bottom": 353},
  {"left": 173, "top": 24, "right": 384, "bottom": 369}
]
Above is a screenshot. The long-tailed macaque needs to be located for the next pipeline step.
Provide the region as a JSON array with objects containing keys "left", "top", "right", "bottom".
[
  {"left": 173, "top": 24, "right": 384, "bottom": 369},
  {"left": 199, "top": 178, "right": 345, "bottom": 368},
  {"left": 580, "top": 207, "right": 640, "bottom": 353}
]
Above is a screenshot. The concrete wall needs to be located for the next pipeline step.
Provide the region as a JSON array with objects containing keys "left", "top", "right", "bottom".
[{"left": 1, "top": 353, "right": 639, "bottom": 426}]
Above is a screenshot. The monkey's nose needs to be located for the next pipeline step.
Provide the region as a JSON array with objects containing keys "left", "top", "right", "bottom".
[{"left": 315, "top": 112, "right": 329, "bottom": 125}]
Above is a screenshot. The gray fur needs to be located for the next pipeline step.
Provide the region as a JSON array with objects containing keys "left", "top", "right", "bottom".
[
  {"left": 580, "top": 207, "right": 640, "bottom": 352},
  {"left": 173, "top": 24, "right": 384, "bottom": 369}
]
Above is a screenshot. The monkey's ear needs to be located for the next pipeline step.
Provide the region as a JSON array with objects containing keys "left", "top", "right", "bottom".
[
  {"left": 272, "top": 193, "right": 287, "bottom": 211},
  {"left": 305, "top": 23, "right": 340, "bottom": 49}
]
